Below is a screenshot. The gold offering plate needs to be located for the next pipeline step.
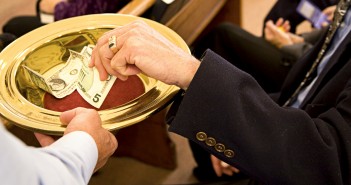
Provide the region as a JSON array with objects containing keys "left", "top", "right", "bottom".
[{"left": 0, "top": 14, "right": 188, "bottom": 135}]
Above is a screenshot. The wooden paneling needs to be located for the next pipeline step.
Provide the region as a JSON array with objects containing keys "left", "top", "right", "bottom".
[
  {"left": 165, "top": 0, "right": 227, "bottom": 45},
  {"left": 197, "top": 0, "right": 241, "bottom": 43},
  {"left": 0, "top": 0, "right": 36, "bottom": 33},
  {"left": 211, "top": 0, "right": 241, "bottom": 26},
  {"left": 118, "top": 0, "right": 156, "bottom": 16}
]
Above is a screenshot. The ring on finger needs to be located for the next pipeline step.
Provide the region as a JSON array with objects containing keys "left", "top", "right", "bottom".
[{"left": 108, "top": 35, "right": 118, "bottom": 52}]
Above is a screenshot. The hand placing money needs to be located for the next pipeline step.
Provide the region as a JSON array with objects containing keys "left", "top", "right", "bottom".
[
  {"left": 23, "top": 45, "right": 117, "bottom": 108},
  {"left": 77, "top": 45, "right": 117, "bottom": 108},
  {"left": 91, "top": 20, "right": 200, "bottom": 90}
]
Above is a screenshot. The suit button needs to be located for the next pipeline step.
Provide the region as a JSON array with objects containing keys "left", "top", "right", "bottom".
[
  {"left": 205, "top": 137, "right": 216, "bottom": 146},
  {"left": 196, "top": 132, "right": 207, "bottom": 141},
  {"left": 224, "top": 149, "right": 235, "bottom": 158},
  {"left": 215, "top": 143, "right": 225, "bottom": 152}
]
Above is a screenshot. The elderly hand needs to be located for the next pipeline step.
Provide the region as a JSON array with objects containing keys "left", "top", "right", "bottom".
[
  {"left": 35, "top": 107, "right": 118, "bottom": 172},
  {"left": 90, "top": 20, "right": 200, "bottom": 90}
]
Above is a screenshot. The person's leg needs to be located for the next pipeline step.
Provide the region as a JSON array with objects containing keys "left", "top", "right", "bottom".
[
  {"left": 0, "top": 33, "right": 17, "bottom": 51},
  {"left": 3, "top": 16, "right": 45, "bottom": 38},
  {"left": 192, "top": 22, "right": 295, "bottom": 93}
]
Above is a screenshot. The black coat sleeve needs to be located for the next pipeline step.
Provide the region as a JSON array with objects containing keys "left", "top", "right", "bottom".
[{"left": 168, "top": 50, "right": 351, "bottom": 185}]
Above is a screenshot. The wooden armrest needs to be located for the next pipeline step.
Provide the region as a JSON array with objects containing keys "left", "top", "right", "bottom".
[
  {"left": 166, "top": 0, "right": 227, "bottom": 45},
  {"left": 118, "top": 0, "right": 156, "bottom": 16}
]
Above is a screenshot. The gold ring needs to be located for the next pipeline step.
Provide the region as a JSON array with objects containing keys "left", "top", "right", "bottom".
[{"left": 108, "top": 35, "right": 117, "bottom": 50}]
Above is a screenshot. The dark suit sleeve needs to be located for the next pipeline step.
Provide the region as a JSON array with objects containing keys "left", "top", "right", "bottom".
[{"left": 168, "top": 50, "right": 351, "bottom": 184}]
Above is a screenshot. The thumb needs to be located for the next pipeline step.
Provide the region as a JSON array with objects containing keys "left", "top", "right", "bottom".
[{"left": 60, "top": 108, "right": 80, "bottom": 126}]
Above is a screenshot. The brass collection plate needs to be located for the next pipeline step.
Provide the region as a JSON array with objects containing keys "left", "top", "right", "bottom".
[{"left": 0, "top": 14, "right": 189, "bottom": 135}]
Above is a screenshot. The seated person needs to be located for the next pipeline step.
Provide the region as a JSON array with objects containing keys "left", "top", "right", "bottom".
[
  {"left": 263, "top": 0, "right": 338, "bottom": 34},
  {"left": 3, "top": 0, "right": 130, "bottom": 37},
  {"left": 89, "top": 2, "right": 351, "bottom": 182},
  {"left": 193, "top": 3, "right": 336, "bottom": 94},
  {"left": 190, "top": 3, "right": 336, "bottom": 183}
]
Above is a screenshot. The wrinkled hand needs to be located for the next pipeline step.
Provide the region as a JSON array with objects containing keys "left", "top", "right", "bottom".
[
  {"left": 321, "top": 5, "right": 336, "bottom": 27},
  {"left": 60, "top": 107, "right": 117, "bottom": 172},
  {"left": 90, "top": 20, "right": 200, "bottom": 90},
  {"left": 264, "top": 18, "right": 304, "bottom": 48},
  {"left": 211, "top": 155, "right": 240, "bottom": 177},
  {"left": 40, "top": 0, "right": 65, "bottom": 14}
]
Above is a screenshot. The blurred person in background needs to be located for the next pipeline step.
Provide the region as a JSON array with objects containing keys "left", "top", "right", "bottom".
[{"left": 2, "top": 0, "right": 130, "bottom": 38}]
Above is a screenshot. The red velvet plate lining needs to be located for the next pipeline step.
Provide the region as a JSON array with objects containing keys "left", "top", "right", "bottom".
[{"left": 44, "top": 75, "right": 145, "bottom": 111}]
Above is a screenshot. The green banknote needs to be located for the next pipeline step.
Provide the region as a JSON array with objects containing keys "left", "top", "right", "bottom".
[{"left": 23, "top": 45, "right": 117, "bottom": 108}]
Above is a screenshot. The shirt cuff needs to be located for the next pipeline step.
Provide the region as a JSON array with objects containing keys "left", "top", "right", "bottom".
[{"left": 50, "top": 131, "right": 98, "bottom": 181}]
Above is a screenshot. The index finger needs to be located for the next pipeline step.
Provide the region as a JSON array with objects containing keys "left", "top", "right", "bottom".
[
  {"left": 34, "top": 133, "right": 55, "bottom": 147},
  {"left": 90, "top": 21, "right": 148, "bottom": 79},
  {"left": 95, "top": 20, "right": 149, "bottom": 51}
]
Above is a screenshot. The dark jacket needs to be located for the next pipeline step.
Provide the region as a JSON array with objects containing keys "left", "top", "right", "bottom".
[{"left": 168, "top": 27, "right": 351, "bottom": 184}]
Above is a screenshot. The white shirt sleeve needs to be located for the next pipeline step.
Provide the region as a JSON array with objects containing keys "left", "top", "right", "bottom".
[{"left": 0, "top": 123, "right": 98, "bottom": 185}]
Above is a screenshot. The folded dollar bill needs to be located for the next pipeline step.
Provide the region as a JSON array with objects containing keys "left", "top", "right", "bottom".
[{"left": 23, "top": 45, "right": 117, "bottom": 108}]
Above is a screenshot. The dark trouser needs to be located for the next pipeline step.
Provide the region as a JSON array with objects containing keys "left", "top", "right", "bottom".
[
  {"left": 192, "top": 22, "right": 296, "bottom": 93},
  {"left": 0, "top": 33, "right": 17, "bottom": 51},
  {"left": 3, "top": 16, "right": 45, "bottom": 38}
]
